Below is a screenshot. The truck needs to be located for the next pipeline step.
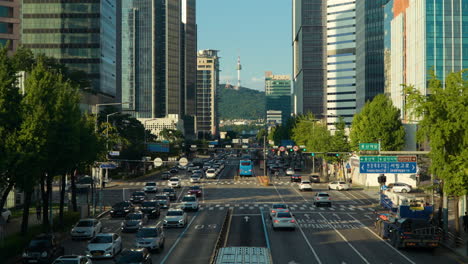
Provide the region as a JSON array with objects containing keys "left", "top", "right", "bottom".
[{"left": 374, "top": 192, "right": 442, "bottom": 250}]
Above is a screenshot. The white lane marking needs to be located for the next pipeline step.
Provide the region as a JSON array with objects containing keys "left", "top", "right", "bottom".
[
  {"left": 318, "top": 213, "right": 370, "bottom": 264},
  {"left": 176, "top": 186, "right": 187, "bottom": 202},
  {"left": 232, "top": 214, "right": 262, "bottom": 216},
  {"left": 293, "top": 188, "right": 309, "bottom": 203},
  {"left": 346, "top": 213, "right": 416, "bottom": 264},
  {"left": 345, "top": 191, "right": 366, "bottom": 204}
]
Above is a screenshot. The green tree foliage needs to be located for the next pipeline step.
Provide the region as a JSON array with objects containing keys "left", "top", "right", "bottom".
[
  {"left": 256, "top": 128, "right": 267, "bottom": 143},
  {"left": 331, "top": 118, "right": 351, "bottom": 153},
  {"left": 218, "top": 86, "right": 265, "bottom": 120},
  {"left": 291, "top": 113, "right": 332, "bottom": 154},
  {"left": 405, "top": 71, "right": 468, "bottom": 196},
  {"left": 350, "top": 94, "right": 405, "bottom": 151}
]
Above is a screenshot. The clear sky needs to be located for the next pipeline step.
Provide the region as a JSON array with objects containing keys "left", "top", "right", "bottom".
[{"left": 197, "top": 0, "right": 292, "bottom": 91}]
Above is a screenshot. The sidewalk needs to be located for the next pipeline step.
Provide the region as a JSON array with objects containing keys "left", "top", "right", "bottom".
[{"left": 2, "top": 212, "right": 41, "bottom": 238}]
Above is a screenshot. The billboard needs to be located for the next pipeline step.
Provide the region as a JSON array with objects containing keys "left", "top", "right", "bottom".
[{"left": 147, "top": 143, "right": 170, "bottom": 153}]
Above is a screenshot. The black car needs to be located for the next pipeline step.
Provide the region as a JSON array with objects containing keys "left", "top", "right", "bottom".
[
  {"left": 162, "top": 188, "right": 176, "bottom": 201},
  {"left": 161, "top": 172, "right": 171, "bottom": 180},
  {"left": 310, "top": 175, "right": 320, "bottom": 183},
  {"left": 110, "top": 201, "right": 135, "bottom": 217},
  {"left": 155, "top": 195, "right": 170, "bottom": 209},
  {"left": 22, "top": 234, "right": 64, "bottom": 264},
  {"left": 140, "top": 200, "right": 161, "bottom": 218},
  {"left": 291, "top": 174, "right": 302, "bottom": 182},
  {"left": 169, "top": 167, "right": 178, "bottom": 174},
  {"left": 130, "top": 191, "right": 147, "bottom": 204},
  {"left": 115, "top": 248, "right": 152, "bottom": 264},
  {"left": 121, "top": 212, "right": 148, "bottom": 232}
]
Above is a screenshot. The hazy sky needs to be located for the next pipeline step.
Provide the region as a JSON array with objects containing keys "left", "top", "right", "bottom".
[{"left": 197, "top": 0, "right": 292, "bottom": 91}]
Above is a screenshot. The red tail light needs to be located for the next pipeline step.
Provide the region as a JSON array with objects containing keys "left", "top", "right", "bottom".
[
  {"left": 316, "top": 198, "right": 320, "bottom": 200},
  {"left": 272, "top": 210, "right": 276, "bottom": 213},
  {"left": 328, "top": 198, "right": 331, "bottom": 200},
  {"left": 274, "top": 220, "right": 279, "bottom": 223},
  {"left": 290, "top": 219, "right": 295, "bottom": 223}
]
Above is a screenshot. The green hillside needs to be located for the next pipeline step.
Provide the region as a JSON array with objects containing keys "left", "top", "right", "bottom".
[{"left": 218, "top": 85, "right": 265, "bottom": 120}]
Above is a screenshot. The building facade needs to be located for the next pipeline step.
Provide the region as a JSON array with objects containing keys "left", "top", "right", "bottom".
[
  {"left": 292, "top": 0, "right": 326, "bottom": 118},
  {"left": 385, "top": 0, "right": 468, "bottom": 121},
  {"left": 325, "top": 0, "right": 356, "bottom": 129},
  {"left": 196, "top": 49, "right": 219, "bottom": 138},
  {"left": 355, "top": 0, "right": 386, "bottom": 111},
  {"left": 21, "top": 0, "right": 117, "bottom": 97},
  {"left": 139, "top": 114, "right": 184, "bottom": 139},
  {"left": 265, "top": 71, "right": 291, "bottom": 125},
  {"left": 0, "top": 0, "right": 20, "bottom": 52}
]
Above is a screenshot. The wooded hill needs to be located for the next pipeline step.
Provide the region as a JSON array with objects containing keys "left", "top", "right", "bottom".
[{"left": 218, "top": 85, "right": 265, "bottom": 120}]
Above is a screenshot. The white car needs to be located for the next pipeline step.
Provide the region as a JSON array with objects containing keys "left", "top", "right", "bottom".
[
  {"left": 269, "top": 204, "right": 289, "bottom": 218},
  {"left": 143, "top": 182, "right": 157, "bottom": 193},
  {"left": 53, "top": 255, "right": 92, "bottom": 264},
  {"left": 181, "top": 195, "right": 199, "bottom": 211},
  {"left": 163, "top": 209, "right": 187, "bottom": 228},
  {"left": 135, "top": 226, "right": 165, "bottom": 251},
  {"left": 71, "top": 219, "right": 102, "bottom": 239},
  {"left": 1, "top": 208, "right": 11, "bottom": 222},
  {"left": 190, "top": 174, "right": 201, "bottom": 183},
  {"left": 206, "top": 169, "right": 217, "bottom": 179},
  {"left": 272, "top": 211, "right": 296, "bottom": 230},
  {"left": 328, "top": 181, "right": 351, "bottom": 191},
  {"left": 286, "top": 168, "right": 295, "bottom": 175},
  {"left": 86, "top": 233, "right": 122, "bottom": 259},
  {"left": 299, "top": 181, "right": 312, "bottom": 191},
  {"left": 390, "top": 183, "right": 412, "bottom": 193},
  {"left": 168, "top": 177, "right": 181, "bottom": 188}
]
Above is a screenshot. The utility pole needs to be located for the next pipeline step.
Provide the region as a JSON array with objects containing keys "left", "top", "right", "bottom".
[{"left": 263, "top": 135, "right": 267, "bottom": 177}]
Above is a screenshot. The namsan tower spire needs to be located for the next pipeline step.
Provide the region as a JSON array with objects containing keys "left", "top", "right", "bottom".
[{"left": 235, "top": 56, "right": 242, "bottom": 90}]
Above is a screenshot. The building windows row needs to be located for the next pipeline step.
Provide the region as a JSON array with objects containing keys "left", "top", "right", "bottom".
[
  {"left": 327, "top": 83, "right": 356, "bottom": 88},
  {"left": 328, "top": 40, "right": 355, "bottom": 45},
  {"left": 327, "top": 106, "right": 356, "bottom": 110},
  {"left": 23, "top": 13, "right": 100, "bottom": 18},
  {"left": 327, "top": 99, "right": 356, "bottom": 103},
  {"left": 328, "top": 32, "right": 355, "bottom": 38},
  {"left": 328, "top": 53, "right": 354, "bottom": 58},
  {"left": 327, "top": 1, "right": 355, "bottom": 8},
  {"left": 327, "top": 68, "right": 355, "bottom": 72},
  {"left": 327, "top": 17, "right": 355, "bottom": 23},
  {"left": 327, "top": 76, "right": 355, "bottom": 80},
  {"left": 327, "top": 9, "right": 355, "bottom": 16},
  {"left": 328, "top": 24, "right": 356, "bottom": 31}
]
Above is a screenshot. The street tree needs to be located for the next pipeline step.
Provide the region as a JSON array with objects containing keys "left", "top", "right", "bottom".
[
  {"left": 349, "top": 94, "right": 405, "bottom": 151},
  {"left": 256, "top": 128, "right": 267, "bottom": 143}
]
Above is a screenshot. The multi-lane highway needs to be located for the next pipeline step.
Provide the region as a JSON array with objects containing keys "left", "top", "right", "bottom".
[{"left": 60, "top": 157, "right": 465, "bottom": 264}]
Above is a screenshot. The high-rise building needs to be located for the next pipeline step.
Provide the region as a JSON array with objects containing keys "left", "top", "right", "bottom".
[
  {"left": 292, "top": 0, "right": 326, "bottom": 118},
  {"left": 0, "top": 0, "right": 20, "bottom": 52},
  {"left": 325, "top": 0, "right": 356, "bottom": 129},
  {"left": 355, "top": 0, "right": 386, "bottom": 111},
  {"left": 21, "top": 0, "right": 117, "bottom": 97},
  {"left": 265, "top": 71, "right": 291, "bottom": 125},
  {"left": 385, "top": 0, "right": 468, "bottom": 121},
  {"left": 196, "top": 49, "right": 220, "bottom": 138}
]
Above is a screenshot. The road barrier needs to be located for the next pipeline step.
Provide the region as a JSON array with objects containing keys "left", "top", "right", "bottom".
[
  {"left": 209, "top": 208, "right": 232, "bottom": 264},
  {"left": 256, "top": 176, "right": 270, "bottom": 186}
]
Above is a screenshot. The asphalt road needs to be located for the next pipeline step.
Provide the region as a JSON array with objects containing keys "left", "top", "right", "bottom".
[{"left": 55, "top": 157, "right": 466, "bottom": 264}]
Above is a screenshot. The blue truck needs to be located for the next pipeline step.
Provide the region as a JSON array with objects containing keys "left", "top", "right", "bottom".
[{"left": 374, "top": 193, "right": 442, "bottom": 249}]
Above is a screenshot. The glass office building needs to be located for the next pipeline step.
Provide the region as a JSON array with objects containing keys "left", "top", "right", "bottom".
[
  {"left": 292, "top": 0, "right": 326, "bottom": 118},
  {"left": 265, "top": 72, "right": 291, "bottom": 125},
  {"left": 21, "top": 0, "right": 117, "bottom": 96},
  {"left": 0, "top": 0, "right": 20, "bottom": 52},
  {"left": 355, "top": 0, "right": 386, "bottom": 111}
]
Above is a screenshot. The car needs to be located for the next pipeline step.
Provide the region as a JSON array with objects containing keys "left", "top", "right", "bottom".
[
  {"left": 271, "top": 211, "right": 296, "bottom": 230},
  {"left": 299, "top": 181, "right": 312, "bottom": 191},
  {"left": 206, "top": 168, "right": 217, "bottom": 179},
  {"left": 169, "top": 167, "right": 178, "bottom": 174},
  {"left": 53, "top": 255, "right": 92, "bottom": 264},
  {"left": 187, "top": 186, "right": 202, "bottom": 197},
  {"left": 328, "top": 181, "right": 351, "bottom": 191},
  {"left": 22, "top": 234, "right": 65, "bottom": 264},
  {"left": 167, "top": 177, "right": 181, "bottom": 188},
  {"left": 86, "top": 233, "right": 122, "bottom": 259},
  {"left": 110, "top": 201, "right": 135, "bottom": 218},
  {"left": 163, "top": 209, "right": 187, "bottom": 228},
  {"left": 290, "top": 174, "right": 301, "bottom": 182},
  {"left": 190, "top": 174, "right": 201, "bottom": 183},
  {"left": 71, "top": 219, "right": 102, "bottom": 239},
  {"left": 140, "top": 200, "right": 161, "bottom": 218},
  {"left": 115, "top": 248, "right": 152, "bottom": 264},
  {"left": 269, "top": 204, "right": 289, "bottom": 218},
  {"left": 193, "top": 169, "right": 205, "bottom": 178},
  {"left": 161, "top": 172, "right": 171, "bottom": 180},
  {"left": 155, "top": 195, "right": 170, "bottom": 209},
  {"left": 310, "top": 175, "right": 320, "bottom": 183},
  {"left": 313, "top": 192, "right": 332, "bottom": 207},
  {"left": 75, "top": 176, "right": 94, "bottom": 189},
  {"left": 1, "top": 208, "right": 11, "bottom": 222},
  {"left": 181, "top": 195, "right": 199, "bottom": 211},
  {"left": 130, "top": 191, "right": 147, "bottom": 204},
  {"left": 389, "top": 182, "right": 412, "bottom": 193},
  {"left": 135, "top": 226, "right": 165, "bottom": 252},
  {"left": 121, "top": 212, "right": 148, "bottom": 232},
  {"left": 285, "top": 168, "right": 295, "bottom": 175},
  {"left": 162, "top": 188, "right": 176, "bottom": 201},
  {"left": 178, "top": 164, "right": 187, "bottom": 170},
  {"left": 143, "top": 182, "right": 157, "bottom": 193}
]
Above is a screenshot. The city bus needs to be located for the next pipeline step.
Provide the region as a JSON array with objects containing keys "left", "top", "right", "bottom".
[{"left": 239, "top": 159, "right": 253, "bottom": 176}]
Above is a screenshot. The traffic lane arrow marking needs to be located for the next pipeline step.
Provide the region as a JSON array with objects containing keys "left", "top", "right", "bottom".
[{"left": 244, "top": 216, "right": 250, "bottom": 222}]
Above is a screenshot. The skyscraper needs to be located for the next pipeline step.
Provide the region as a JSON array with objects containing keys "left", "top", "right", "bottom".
[
  {"left": 21, "top": 0, "right": 117, "bottom": 97},
  {"left": 292, "top": 0, "right": 326, "bottom": 118},
  {"left": 355, "top": 0, "right": 387, "bottom": 111},
  {"left": 325, "top": 0, "right": 356, "bottom": 129},
  {"left": 196, "top": 50, "right": 220, "bottom": 138},
  {"left": 0, "top": 0, "right": 20, "bottom": 52},
  {"left": 265, "top": 71, "right": 291, "bottom": 125}
]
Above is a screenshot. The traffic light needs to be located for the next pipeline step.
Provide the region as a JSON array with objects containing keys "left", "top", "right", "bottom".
[
  {"left": 326, "top": 153, "right": 340, "bottom": 157},
  {"left": 289, "top": 148, "right": 293, "bottom": 152},
  {"left": 311, "top": 153, "right": 315, "bottom": 156},
  {"left": 302, "top": 148, "right": 307, "bottom": 151}
]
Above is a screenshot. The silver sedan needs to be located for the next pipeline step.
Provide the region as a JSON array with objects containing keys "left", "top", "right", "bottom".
[{"left": 272, "top": 211, "right": 296, "bottom": 230}]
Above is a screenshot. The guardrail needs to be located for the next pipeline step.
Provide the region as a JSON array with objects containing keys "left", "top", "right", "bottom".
[
  {"left": 209, "top": 208, "right": 232, "bottom": 264},
  {"left": 444, "top": 231, "right": 465, "bottom": 248}
]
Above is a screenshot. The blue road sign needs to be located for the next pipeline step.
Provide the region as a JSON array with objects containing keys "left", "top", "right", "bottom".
[
  {"left": 360, "top": 162, "right": 417, "bottom": 174},
  {"left": 100, "top": 163, "right": 117, "bottom": 169}
]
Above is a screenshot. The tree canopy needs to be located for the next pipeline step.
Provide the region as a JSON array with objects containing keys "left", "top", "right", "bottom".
[
  {"left": 405, "top": 71, "right": 468, "bottom": 196},
  {"left": 349, "top": 94, "right": 405, "bottom": 151}
]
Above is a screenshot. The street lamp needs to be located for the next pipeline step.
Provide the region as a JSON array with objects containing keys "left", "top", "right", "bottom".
[
  {"left": 94, "top": 102, "right": 129, "bottom": 132},
  {"left": 106, "top": 112, "right": 119, "bottom": 150}
]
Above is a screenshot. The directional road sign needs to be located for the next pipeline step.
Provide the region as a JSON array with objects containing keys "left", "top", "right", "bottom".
[
  {"left": 360, "top": 162, "right": 417, "bottom": 174},
  {"left": 359, "top": 143, "right": 380, "bottom": 151},
  {"left": 99, "top": 163, "right": 117, "bottom": 169},
  {"left": 360, "top": 156, "right": 416, "bottom": 162},
  {"left": 108, "top": 151, "right": 120, "bottom": 156}
]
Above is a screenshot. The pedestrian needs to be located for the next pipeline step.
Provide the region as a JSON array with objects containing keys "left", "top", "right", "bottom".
[
  {"left": 36, "top": 203, "right": 42, "bottom": 221},
  {"left": 463, "top": 212, "right": 468, "bottom": 232}
]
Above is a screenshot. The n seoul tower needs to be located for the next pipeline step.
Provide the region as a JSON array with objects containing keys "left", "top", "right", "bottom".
[{"left": 235, "top": 56, "right": 242, "bottom": 90}]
